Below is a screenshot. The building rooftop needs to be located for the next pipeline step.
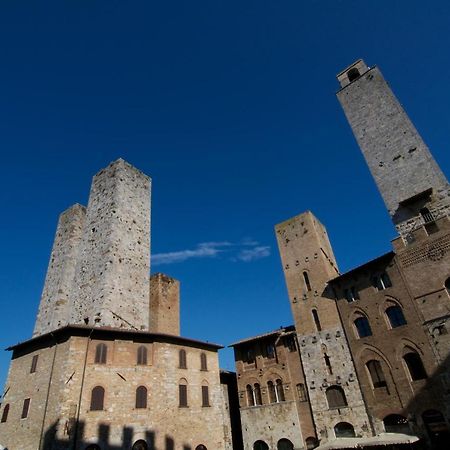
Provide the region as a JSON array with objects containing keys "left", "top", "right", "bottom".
[{"left": 229, "top": 325, "right": 295, "bottom": 347}]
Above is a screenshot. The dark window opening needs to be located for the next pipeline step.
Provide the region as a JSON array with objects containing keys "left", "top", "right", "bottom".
[
  {"left": 373, "top": 273, "right": 392, "bottom": 290},
  {"left": 268, "top": 381, "right": 276, "bottom": 403},
  {"left": 30, "top": 354, "right": 39, "bottom": 373},
  {"left": 243, "top": 347, "right": 255, "bottom": 364},
  {"left": 135, "top": 386, "right": 147, "bottom": 409},
  {"left": 85, "top": 445, "right": 101, "bottom": 450},
  {"left": 202, "top": 385, "right": 210, "bottom": 407},
  {"left": 137, "top": 346, "right": 147, "bottom": 365},
  {"left": 264, "top": 342, "right": 276, "bottom": 359},
  {"left": 246, "top": 384, "right": 255, "bottom": 406},
  {"left": 347, "top": 68, "right": 360, "bottom": 82},
  {"left": 21, "top": 398, "right": 31, "bottom": 419},
  {"left": 383, "top": 414, "right": 409, "bottom": 434},
  {"left": 285, "top": 335, "right": 297, "bottom": 352},
  {"left": 354, "top": 317, "right": 372, "bottom": 338},
  {"left": 254, "top": 383, "right": 262, "bottom": 405},
  {"left": 90, "top": 386, "right": 105, "bottom": 411},
  {"left": 179, "top": 349, "right": 187, "bottom": 369},
  {"left": 334, "top": 422, "right": 356, "bottom": 438},
  {"left": 420, "top": 207, "right": 435, "bottom": 223},
  {"left": 303, "top": 271, "right": 312, "bottom": 292},
  {"left": 94, "top": 343, "right": 107, "bottom": 364},
  {"left": 1, "top": 404, "right": 9, "bottom": 423},
  {"left": 312, "top": 309, "right": 322, "bottom": 332},
  {"left": 445, "top": 278, "right": 450, "bottom": 295},
  {"left": 344, "top": 286, "right": 359, "bottom": 302},
  {"left": 326, "top": 386, "right": 347, "bottom": 409},
  {"left": 425, "top": 221, "right": 439, "bottom": 235},
  {"left": 386, "top": 305, "right": 407, "bottom": 328},
  {"left": 297, "top": 383, "right": 307, "bottom": 402},
  {"left": 324, "top": 353, "right": 333, "bottom": 375},
  {"left": 132, "top": 440, "right": 148, "bottom": 450},
  {"left": 366, "top": 360, "right": 387, "bottom": 388},
  {"left": 277, "top": 438, "right": 294, "bottom": 450},
  {"left": 179, "top": 382, "right": 188, "bottom": 407},
  {"left": 305, "top": 437, "right": 319, "bottom": 450},
  {"left": 404, "top": 352, "right": 427, "bottom": 380},
  {"left": 253, "top": 441, "right": 269, "bottom": 450},
  {"left": 195, "top": 446, "right": 207, "bottom": 450},
  {"left": 200, "top": 353, "right": 208, "bottom": 371},
  {"left": 276, "top": 379, "right": 285, "bottom": 402}
]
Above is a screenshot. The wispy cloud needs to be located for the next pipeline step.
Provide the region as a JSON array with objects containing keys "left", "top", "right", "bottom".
[
  {"left": 152, "top": 240, "right": 270, "bottom": 266},
  {"left": 236, "top": 245, "right": 271, "bottom": 262}
]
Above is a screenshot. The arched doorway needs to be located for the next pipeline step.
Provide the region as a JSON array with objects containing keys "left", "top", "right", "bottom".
[
  {"left": 132, "top": 440, "right": 148, "bottom": 450},
  {"left": 383, "top": 414, "right": 410, "bottom": 434},
  {"left": 334, "top": 422, "right": 356, "bottom": 438},
  {"left": 277, "top": 438, "right": 294, "bottom": 450},
  {"left": 253, "top": 441, "right": 269, "bottom": 450},
  {"left": 422, "top": 409, "right": 450, "bottom": 449}
]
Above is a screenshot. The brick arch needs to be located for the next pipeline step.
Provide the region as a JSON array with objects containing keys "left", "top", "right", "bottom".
[
  {"left": 395, "top": 338, "right": 426, "bottom": 361},
  {"left": 379, "top": 295, "right": 404, "bottom": 316},
  {"left": 349, "top": 308, "right": 372, "bottom": 338},
  {"left": 262, "top": 371, "right": 284, "bottom": 384},
  {"left": 356, "top": 343, "right": 393, "bottom": 371}
]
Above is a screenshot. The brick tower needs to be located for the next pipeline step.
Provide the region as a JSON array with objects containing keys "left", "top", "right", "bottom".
[
  {"left": 336, "top": 59, "right": 450, "bottom": 239},
  {"left": 275, "top": 211, "right": 372, "bottom": 441}
]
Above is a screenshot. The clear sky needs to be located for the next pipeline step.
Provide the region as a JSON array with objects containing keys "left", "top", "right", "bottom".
[{"left": 1, "top": 1, "right": 450, "bottom": 388}]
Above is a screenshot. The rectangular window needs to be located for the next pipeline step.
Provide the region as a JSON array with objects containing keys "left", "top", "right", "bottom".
[
  {"left": 179, "top": 384, "right": 188, "bottom": 407},
  {"left": 202, "top": 386, "right": 210, "bottom": 407},
  {"left": 285, "top": 336, "right": 297, "bottom": 352},
  {"left": 30, "top": 355, "right": 39, "bottom": 373},
  {"left": 21, "top": 398, "right": 30, "bottom": 419}
]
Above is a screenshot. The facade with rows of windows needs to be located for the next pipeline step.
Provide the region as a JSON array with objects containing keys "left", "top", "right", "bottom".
[{"left": 233, "top": 60, "right": 450, "bottom": 450}]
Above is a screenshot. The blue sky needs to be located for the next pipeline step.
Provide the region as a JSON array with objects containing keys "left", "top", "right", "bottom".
[{"left": 1, "top": 1, "right": 450, "bottom": 387}]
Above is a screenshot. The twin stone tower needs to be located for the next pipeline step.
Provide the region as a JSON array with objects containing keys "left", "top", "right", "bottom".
[{"left": 34, "top": 159, "right": 178, "bottom": 338}]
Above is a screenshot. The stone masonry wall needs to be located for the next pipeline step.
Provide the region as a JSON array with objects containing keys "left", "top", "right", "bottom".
[
  {"left": 34, "top": 204, "right": 86, "bottom": 337},
  {"left": 70, "top": 159, "right": 151, "bottom": 330}
]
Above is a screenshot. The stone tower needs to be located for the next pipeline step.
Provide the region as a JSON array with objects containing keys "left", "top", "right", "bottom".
[
  {"left": 149, "top": 272, "right": 180, "bottom": 335},
  {"left": 336, "top": 59, "right": 450, "bottom": 239},
  {"left": 275, "top": 211, "right": 371, "bottom": 441},
  {"left": 33, "top": 159, "right": 152, "bottom": 336},
  {"left": 34, "top": 204, "right": 86, "bottom": 336}
]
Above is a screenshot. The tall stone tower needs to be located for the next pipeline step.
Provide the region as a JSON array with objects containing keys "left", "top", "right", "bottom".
[
  {"left": 275, "top": 212, "right": 371, "bottom": 441},
  {"left": 336, "top": 59, "right": 450, "bottom": 239},
  {"left": 33, "top": 159, "right": 152, "bottom": 336}
]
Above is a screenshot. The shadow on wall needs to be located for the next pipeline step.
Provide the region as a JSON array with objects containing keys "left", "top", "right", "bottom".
[{"left": 41, "top": 420, "right": 196, "bottom": 450}]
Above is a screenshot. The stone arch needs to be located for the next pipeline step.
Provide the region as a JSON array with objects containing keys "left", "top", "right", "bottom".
[
  {"left": 305, "top": 437, "right": 319, "bottom": 450},
  {"left": 253, "top": 441, "right": 269, "bottom": 450},
  {"left": 334, "top": 422, "right": 356, "bottom": 438},
  {"left": 277, "top": 438, "right": 294, "bottom": 450},
  {"left": 132, "top": 440, "right": 148, "bottom": 450}
]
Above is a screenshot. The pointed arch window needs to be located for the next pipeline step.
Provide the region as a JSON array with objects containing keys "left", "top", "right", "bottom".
[
  {"left": 386, "top": 305, "right": 407, "bottom": 328},
  {"left": 354, "top": 316, "right": 372, "bottom": 338},
  {"left": 137, "top": 346, "right": 147, "bottom": 365},
  {"left": 403, "top": 352, "right": 427, "bottom": 380},
  {"left": 276, "top": 379, "right": 285, "bottom": 402},
  {"left": 179, "top": 349, "right": 187, "bottom": 369},
  {"left": 135, "top": 386, "right": 147, "bottom": 409},
  {"left": 1, "top": 404, "right": 9, "bottom": 423},
  {"left": 200, "top": 353, "right": 207, "bottom": 371},
  {"left": 326, "top": 386, "right": 347, "bottom": 409},
  {"left": 94, "top": 343, "right": 107, "bottom": 364},
  {"left": 366, "top": 360, "right": 387, "bottom": 388},
  {"left": 90, "top": 386, "right": 105, "bottom": 411}
]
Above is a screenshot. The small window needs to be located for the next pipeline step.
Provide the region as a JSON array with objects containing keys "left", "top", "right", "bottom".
[
  {"left": 179, "top": 380, "right": 188, "bottom": 407},
  {"left": 137, "top": 346, "right": 147, "bottom": 365},
  {"left": 372, "top": 273, "right": 392, "bottom": 290},
  {"left": 268, "top": 381, "right": 276, "bottom": 403},
  {"left": 276, "top": 379, "right": 285, "bottom": 402},
  {"left": 21, "top": 398, "right": 31, "bottom": 419},
  {"left": 30, "top": 355, "right": 39, "bottom": 373},
  {"left": 326, "top": 386, "right": 347, "bottom": 409},
  {"left": 243, "top": 347, "right": 255, "bottom": 364},
  {"left": 90, "top": 386, "right": 105, "bottom": 411},
  {"left": 196, "top": 446, "right": 207, "bottom": 450},
  {"left": 94, "top": 343, "right": 107, "bottom": 364},
  {"left": 445, "top": 278, "right": 450, "bottom": 295},
  {"left": 265, "top": 342, "right": 275, "bottom": 359},
  {"left": 296, "top": 383, "right": 307, "bottom": 402},
  {"left": 285, "top": 335, "right": 297, "bottom": 352},
  {"left": 334, "top": 422, "right": 355, "bottom": 438},
  {"left": 246, "top": 384, "right": 255, "bottom": 407},
  {"left": 253, "top": 441, "right": 269, "bottom": 450},
  {"left": 135, "top": 386, "right": 147, "bottom": 409},
  {"left": 344, "top": 287, "right": 359, "bottom": 302},
  {"left": 347, "top": 68, "right": 360, "bottom": 82},
  {"left": 305, "top": 437, "right": 319, "bottom": 450},
  {"left": 200, "top": 353, "right": 207, "bottom": 371},
  {"left": 404, "top": 352, "right": 427, "bottom": 381},
  {"left": 312, "top": 309, "right": 322, "bottom": 332},
  {"left": 354, "top": 317, "right": 372, "bottom": 338},
  {"left": 254, "top": 383, "right": 262, "bottom": 405},
  {"left": 132, "top": 441, "right": 148, "bottom": 450},
  {"left": 366, "top": 360, "right": 387, "bottom": 388},
  {"left": 386, "top": 305, "right": 407, "bottom": 328},
  {"left": 277, "top": 438, "right": 294, "bottom": 450},
  {"left": 179, "top": 349, "right": 187, "bottom": 369},
  {"left": 303, "top": 271, "right": 312, "bottom": 292},
  {"left": 201, "top": 385, "right": 210, "bottom": 407},
  {"left": 1, "top": 404, "right": 9, "bottom": 423},
  {"left": 420, "top": 207, "right": 435, "bottom": 223}
]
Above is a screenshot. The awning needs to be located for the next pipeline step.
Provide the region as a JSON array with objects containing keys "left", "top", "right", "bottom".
[{"left": 315, "top": 433, "right": 420, "bottom": 450}]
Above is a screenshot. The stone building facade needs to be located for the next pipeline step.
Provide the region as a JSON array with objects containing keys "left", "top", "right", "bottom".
[{"left": 0, "top": 160, "right": 236, "bottom": 450}]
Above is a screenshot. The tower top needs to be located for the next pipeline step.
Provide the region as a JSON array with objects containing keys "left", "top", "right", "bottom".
[{"left": 336, "top": 59, "right": 369, "bottom": 89}]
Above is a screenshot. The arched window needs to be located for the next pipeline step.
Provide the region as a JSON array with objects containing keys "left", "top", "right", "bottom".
[
  {"left": 354, "top": 317, "right": 372, "bottom": 338},
  {"left": 201, "top": 382, "right": 210, "bottom": 407},
  {"left": 386, "top": 305, "right": 407, "bottom": 328},
  {"left": 268, "top": 381, "right": 277, "bottom": 403},
  {"left": 246, "top": 384, "right": 255, "bottom": 406},
  {"left": 326, "top": 386, "right": 347, "bottom": 409},
  {"left": 90, "top": 386, "right": 105, "bottom": 411},
  {"left": 303, "top": 271, "right": 312, "bottom": 291},
  {"left": 312, "top": 309, "right": 322, "bottom": 332},
  {"left": 1, "top": 404, "right": 9, "bottom": 423},
  {"left": 277, "top": 438, "right": 294, "bottom": 450},
  {"left": 200, "top": 353, "right": 207, "bottom": 371},
  {"left": 383, "top": 414, "right": 409, "bottom": 434},
  {"left": 179, "top": 379, "right": 188, "bottom": 407},
  {"left": 347, "top": 68, "right": 360, "bottom": 82},
  {"left": 254, "top": 383, "right": 262, "bottom": 405},
  {"left": 179, "top": 349, "right": 187, "bottom": 369},
  {"left": 276, "top": 379, "right": 285, "bottom": 402},
  {"left": 403, "top": 351, "right": 427, "bottom": 380},
  {"left": 94, "top": 343, "right": 107, "bottom": 364},
  {"left": 334, "top": 422, "right": 356, "bottom": 438},
  {"left": 85, "top": 445, "right": 101, "bottom": 450},
  {"left": 195, "top": 446, "right": 207, "bottom": 450},
  {"left": 132, "top": 440, "right": 148, "bottom": 450},
  {"left": 137, "top": 346, "right": 147, "bottom": 365},
  {"left": 135, "top": 386, "right": 147, "bottom": 409},
  {"left": 305, "top": 437, "right": 319, "bottom": 450},
  {"left": 297, "top": 383, "right": 307, "bottom": 402},
  {"left": 366, "top": 360, "right": 387, "bottom": 388},
  {"left": 253, "top": 441, "right": 269, "bottom": 450}
]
